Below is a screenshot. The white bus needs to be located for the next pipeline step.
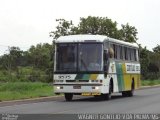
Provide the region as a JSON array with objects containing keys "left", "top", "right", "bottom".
[{"left": 53, "top": 35, "right": 140, "bottom": 101}]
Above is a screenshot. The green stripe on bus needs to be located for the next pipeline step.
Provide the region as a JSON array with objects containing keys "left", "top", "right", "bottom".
[
  {"left": 82, "top": 74, "right": 90, "bottom": 80},
  {"left": 75, "top": 74, "right": 99, "bottom": 80},
  {"left": 116, "top": 63, "right": 124, "bottom": 91},
  {"left": 75, "top": 74, "right": 83, "bottom": 80},
  {"left": 75, "top": 74, "right": 91, "bottom": 80}
]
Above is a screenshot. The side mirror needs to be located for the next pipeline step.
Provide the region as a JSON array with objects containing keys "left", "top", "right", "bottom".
[{"left": 109, "top": 47, "right": 114, "bottom": 58}]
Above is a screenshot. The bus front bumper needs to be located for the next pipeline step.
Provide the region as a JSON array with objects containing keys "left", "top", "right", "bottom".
[{"left": 54, "top": 84, "right": 102, "bottom": 95}]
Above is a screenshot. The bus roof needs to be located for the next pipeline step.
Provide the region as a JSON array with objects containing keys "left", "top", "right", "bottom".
[
  {"left": 56, "top": 34, "right": 107, "bottom": 42},
  {"left": 56, "top": 34, "right": 139, "bottom": 48},
  {"left": 107, "top": 37, "right": 139, "bottom": 48}
]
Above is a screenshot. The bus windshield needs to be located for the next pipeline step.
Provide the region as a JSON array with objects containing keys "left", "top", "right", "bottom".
[
  {"left": 79, "top": 43, "right": 103, "bottom": 71},
  {"left": 56, "top": 43, "right": 77, "bottom": 72},
  {"left": 55, "top": 43, "right": 103, "bottom": 72}
]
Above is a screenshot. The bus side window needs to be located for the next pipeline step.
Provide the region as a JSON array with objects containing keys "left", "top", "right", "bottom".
[
  {"left": 135, "top": 49, "right": 138, "bottom": 61},
  {"left": 124, "top": 47, "right": 128, "bottom": 60},
  {"left": 120, "top": 46, "right": 123, "bottom": 60},
  {"left": 130, "top": 48, "right": 133, "bottom": 61},
  {"left": 131, "top": 49, "right": 136, "bottom": 61},
  {"left": 136, "top": 49, "right": 139, "bottom": 61},
  {"left": 113, "top": 44, "right": 117, "bottom": 59},
  {"left": 127, "top": 48, "right": 131, "bottom": 60},
  {"left": 122, "top": 46, "right": 125, "bottom": 60},
  {"left": 117, "top": 45, "right": 121, "bottom": 59}
]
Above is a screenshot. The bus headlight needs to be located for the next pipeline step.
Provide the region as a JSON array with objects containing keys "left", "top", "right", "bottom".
[
  {"left": 56, "top": 86, "right": 63, "bottom": 89},
  {"left": 95, "top": 86, "right": 99, "bottom": 90},
  {"left": 56, "top": 86, "right": 60, "bottom": 89},
  {"left": 92, "top": 86, "right": 99, "bottom": 90}
]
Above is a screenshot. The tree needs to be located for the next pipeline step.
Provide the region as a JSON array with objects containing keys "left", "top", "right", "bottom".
[
  {"left": 0, "top": 47, "right": 23, "bottom": 71},
  {"left": 77, "top": 16, "right": 120, "bottom": 39},
  {"left": 27, "top": 43, "right": 53, "bottom": 69},
  {"left": 120, "top": 23, "right": 138, "bottom": 43},
  {"left": 50, "top": 16, "right": 138, "bottom": 43},
  {"left": 153, "top": 44, "right": 160, "bottom": 54},
  {"left": 149, "top": 45, "right": 160, "bottom": 73},
  {"left": 139, "top": 45, "right": 149, "bottom": 77},
  {"left": 148, "top": 63, "right": 159, "bottom": 73},
  {"left": 49, "top": 19, "right": 74, "bottom": 39}
]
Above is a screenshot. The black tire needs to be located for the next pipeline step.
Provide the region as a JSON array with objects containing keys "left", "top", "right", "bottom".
[
  {"left": 94, "top": 95, "right": 100, "bottom": 98},
  {"left": 106, "top": 92, "right": 112, "bottom": 100},
  {"left": 64, "top": 93, "right": 73, "bottom": 101},
  {"left": 122, "top": 82, "right": 134, "bottom": 97},
  {"left": 127, "top": 82, "right": 134, "bottom": 97},
  {"left": 122, "top": 91, "right": 127, "bottom": 97},
  {"left": 127, "top": 89, "right": 134, "bottom": 97}
]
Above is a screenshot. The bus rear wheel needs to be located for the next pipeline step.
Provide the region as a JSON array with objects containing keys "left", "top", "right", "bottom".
[
  {"left": 122, "top": 82, "right": 134, "bottom": 97},
  {"left": 64, "top": 93, "right": 73, "bottom": 101}
]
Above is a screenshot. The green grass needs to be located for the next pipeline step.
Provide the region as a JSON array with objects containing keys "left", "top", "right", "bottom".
[
  {"left": 1, "top": 80, "right": 160, "bottom": 101},
  {"left": 0, "top": 82, "right": 54, "bottom": 101},
  {"left": 141, "top": 79, "right": 160, "bottom": 86}
]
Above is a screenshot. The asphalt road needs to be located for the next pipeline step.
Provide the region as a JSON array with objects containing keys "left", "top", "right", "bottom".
[{"left": 0, "top": 87, "right": 160, "bottom": 114}]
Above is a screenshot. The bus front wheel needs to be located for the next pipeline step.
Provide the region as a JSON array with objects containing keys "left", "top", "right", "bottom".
[
  {"left": 102, "top": 81, "right": 112, "bottom": 100},
  {"left": 64, "top": 93, "right": 73, "bottom": 101}
]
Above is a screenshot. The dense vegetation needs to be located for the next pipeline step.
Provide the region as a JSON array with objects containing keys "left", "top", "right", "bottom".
[
  {"left": 0, "top": 16, "right": 159, "bottom": 83},
  {"left": 0, "top": 44, "right": 54, "bottom": 82}
]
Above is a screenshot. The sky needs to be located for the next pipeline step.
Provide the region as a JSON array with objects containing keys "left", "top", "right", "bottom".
[{"left": 0, "top": 0, "right": 160, "bottom": 55}]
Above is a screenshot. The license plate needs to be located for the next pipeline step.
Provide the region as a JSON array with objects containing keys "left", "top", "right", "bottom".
[
  {"left": 82, "top": 93, "right": 101, "bottom": 96},
  {"left": 82, "top": 93, "right": 91, "bottom": 96},
  {"left": 73, "top": 85, "right": 81, "bottom": 89}
]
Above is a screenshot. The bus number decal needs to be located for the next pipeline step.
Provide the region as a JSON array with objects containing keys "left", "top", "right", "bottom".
[{"left": 58, "top": 75, "right": 71, "bottom": 79}]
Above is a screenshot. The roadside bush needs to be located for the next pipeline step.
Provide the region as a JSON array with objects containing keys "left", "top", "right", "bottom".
[
  {"left": 0, "top": 67, "right": 50, "bottom": 83},
  {"left": 142, "top": 72, "right": 160, "bottom": 80}
]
